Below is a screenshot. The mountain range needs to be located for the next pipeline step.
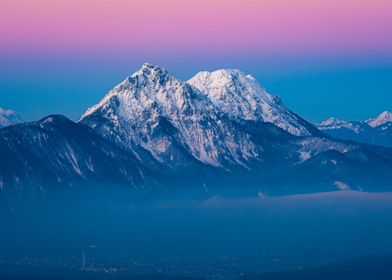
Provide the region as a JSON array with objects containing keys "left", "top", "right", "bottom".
[
  {"left": 318, "top": 111, "right": 392, "bottom": 147},
  {"left": 1, "top": 64, "right": 392, "bottom": 205}
]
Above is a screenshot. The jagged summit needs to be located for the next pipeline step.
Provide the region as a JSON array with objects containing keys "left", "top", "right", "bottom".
[
  {"left": 141, "top": 62, "right": 161, "bottom": 69},
  {"left": 81, "top": 63, "right": 194, "bottom": 121},
  {"left": 367, "top": 111, "right": 392, "bottom": 128},
  {"left": 188, "top": 68, "right": 317, "bottom": 136},
  {"left": 188, "top": 68, "right": 273, "bottom": 111},
  {"left": 132, "top": 63, "right": 170, "bottom": 80}
]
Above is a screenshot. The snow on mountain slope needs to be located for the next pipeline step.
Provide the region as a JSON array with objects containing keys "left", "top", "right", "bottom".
[
  {"left": 0, "top": 108, "right": 21, "bottom": 128},
  {"left": 80, "top": 63, "right": 262, "bottom": 169},
  {"left": 298, "top": 137, "right": 355, "bottom": 163},
  {"left": 367, "top": 111, "right": 392, "bottom": 128},
  {"left": 187, "top": 69, "right": 319, "bottom": 136}
]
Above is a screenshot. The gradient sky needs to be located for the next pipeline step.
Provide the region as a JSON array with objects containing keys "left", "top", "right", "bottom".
[{"left": 0, "top": 0, "right": 391, "bottom": 122}]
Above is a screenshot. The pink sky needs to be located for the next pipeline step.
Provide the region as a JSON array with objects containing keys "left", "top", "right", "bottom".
[{"left": 1, "top": 0, "right": 391, "bottom": 57}]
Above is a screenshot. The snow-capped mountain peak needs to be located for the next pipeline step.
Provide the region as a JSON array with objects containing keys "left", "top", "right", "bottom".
[
  {"left": 188, "top": 69, "right": 273, "bottom": 112},
  {"left": 81, "top": 63, "right": 197, "bottom": 121},
  {"left": 367, "top": 111, "right": 392, "bottom": 128},
  {"left": 80, "top": 63, "right": 322, "bottom": 170},
  {"left": 319, "top": 117, "right": 347, "bottom": 127},
  {"left": 0, "top": 107, "right": 21, "bottom": 128},
  {"left": 187, "top": 69, "right": 317, "bottom": 136},
  {"left": 80, "top": 63, "right": 259, "bottom": 168}
]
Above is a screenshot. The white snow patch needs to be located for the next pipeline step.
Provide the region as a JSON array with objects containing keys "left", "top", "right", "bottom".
[
  {"left": 335, "top": 181, "right": 350, "bottom": 191},
  {"left": 299, "top": 151, "right": 311, "bottom": 162},
  {"left": 367, "top": 111, "right": 392, "bottom": 128},
  {"left": 0, "top": 107, "right": 21, "bottom": 127}
]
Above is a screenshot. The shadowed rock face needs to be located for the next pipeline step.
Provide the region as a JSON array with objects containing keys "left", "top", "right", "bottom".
[{"left": 0, "top": 115, "right": 155, "bottom": 206}]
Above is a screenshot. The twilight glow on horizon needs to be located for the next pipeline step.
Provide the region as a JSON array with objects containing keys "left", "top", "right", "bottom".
[
  {"left": 1, "top": 0, "right": 392, "bottom": 56},
  {"left": 0, "top": 0, "right": 391, "bottom": 122}
]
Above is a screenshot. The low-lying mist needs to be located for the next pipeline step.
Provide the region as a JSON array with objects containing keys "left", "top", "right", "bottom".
[{"left": 1, "top": 188, "right": 392, "bottom": 279}]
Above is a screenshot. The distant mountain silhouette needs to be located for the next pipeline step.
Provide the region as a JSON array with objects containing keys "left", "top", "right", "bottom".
[{"left": 318, "top": 111, "right": 392, "bottom": 147}]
